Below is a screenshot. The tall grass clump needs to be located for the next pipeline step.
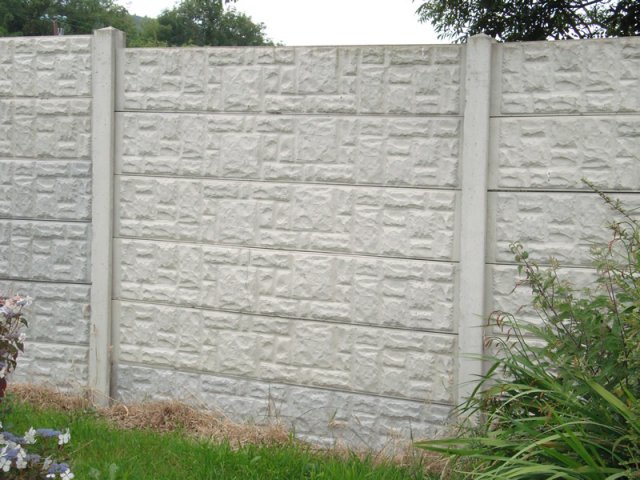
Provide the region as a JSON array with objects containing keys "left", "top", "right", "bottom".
[{"left": 417, "top": 182, "right": 640, "bottom": 479}]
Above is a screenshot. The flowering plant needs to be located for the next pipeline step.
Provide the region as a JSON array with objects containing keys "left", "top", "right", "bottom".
[
  {"left": 0, "top": 295, "right": 31, "bottom": 402},
  {"left": 0, "top": 421, "right": 74, "bottom": 479},
  {"left": 0, "top": 294, "right": 75, "bottom": 479}
]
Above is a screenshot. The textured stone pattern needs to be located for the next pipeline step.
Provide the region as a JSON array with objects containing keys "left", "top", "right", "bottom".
[
  {"left": 0, "top": 99, "right": 91, "bottom": 160},
  {"left": 12, "top": 343, "right": 89, "bottom": 389},
  {"left": 0, "top": 36, "right": 92, "bottom": 390},
  {"left": 115, "top": 239, "right": 456, "bottom": 332},
  {"left": 115, "top": 301, "right": 456, "bottom": 403},
  {"left": 116, "top": 363, "right": 453, "bottom": 448},
  {"left": 117, "top": 113, "right": 460, "bottom": 187},
  {"left": 0, "top": 220, "right": 90, "bottom": 283},
  {"left": 0, "top": 280, "right": 90, "bottom": 345},
  {"left": 115, "top": 44, "right": 463, "bottom": 440},
  {"left": 0, "top": 160, "right": 91, "bottom": 220},
  {"left": 489, "top": 116, "right": 640, "bottom": 190},
  {"left": 116, "top": 176, "right": 458, "bottom": 260},
  {"left": 498, "top": 38, "right": 640, "bottom": 114},
  {"left": 488, "top": 192, "right": 640, "bottom": 267},
  {"left": 0, "top": 36, "right": 91, "bottom": 98},
  {"left": 123, "top": 46, "right": 461, "bottom": 115}
]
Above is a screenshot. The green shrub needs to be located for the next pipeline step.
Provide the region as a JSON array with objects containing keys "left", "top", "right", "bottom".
[{"left": 417, "top": 183, "right": 640, "bottom": 479}]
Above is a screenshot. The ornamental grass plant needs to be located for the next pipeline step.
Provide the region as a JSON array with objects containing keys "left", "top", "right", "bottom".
[{"left": 417, "top": 182, "right": 640, "bottom": 479}]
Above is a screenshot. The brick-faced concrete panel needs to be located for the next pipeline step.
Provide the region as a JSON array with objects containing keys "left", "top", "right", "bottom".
[
  {"left": 498, "top": 38, "right": 640, "bottom": 114},
  {"left": 117, "top": 176, "right": 457, "bottom": 260},
  {"left": 0, "top": 99, "right": 91, "bottom": 159},
  {"left": 0, "top": 280, "right": 90, "bottom": 345},
  {"left": 488, "top": 192, "right": 640, "bottom": 266},
  {"left": 114, "top": 239, "right": 456, "bottom": 331},
  {"left": 490, "top": 116, "right": 640, "bottom": 190},
  {"left": 0, "top": 220, "right": 90, "bottom": 282},
  {"left": 117, "top": 113, "right": 460, "bottom": 187},
  {"left": 0, "top": 36, "right": 91, "bottom": 98},
  {"left": 115, "top": 364, "right": 452, "bottom": 448},
  {"left": 115, "top": 301, "right": 456, "bottom": 402},
  {"left": 0, "top": 160, "right": 91, "bottom": 220},
  {"left": 123, "top": 46, "right": 461, "bottom": 114},
  {"left": 12, "top": 342, "right": 88, "bottom": 388}
]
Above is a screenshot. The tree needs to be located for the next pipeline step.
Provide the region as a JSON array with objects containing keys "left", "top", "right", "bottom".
[
  {"left": 415, "top": 0, "right": 640, "bottom": 42},
  {"left": 0, "top": 0, "right": 135, "bottom": 37},
  {"left": 157, "top": 0, "right": 270, "bottom": 46}
]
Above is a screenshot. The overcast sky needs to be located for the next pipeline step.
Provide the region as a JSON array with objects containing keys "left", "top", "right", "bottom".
[{"left": 114, "top": 0, "right": 444, "bottom": 46}]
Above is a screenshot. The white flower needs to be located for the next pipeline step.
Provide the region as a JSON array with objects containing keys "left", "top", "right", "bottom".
[
  {"left": 15, "top": 446, "right": 27, "bottom": 469},
  {"left": 58, "top": 429, "right": 70, "bottom": 446},
  {"left": 61, "top": 468, "right": 75, "bottom": 480},
  {"left": 0, "top": 446, "right": 10, "bottom": 472},
  {"left": 23, "top": 427, "right": 36, "bottom": 445},
  {"left": 0, "top": 366, "right": 6, "bottom": 379}
]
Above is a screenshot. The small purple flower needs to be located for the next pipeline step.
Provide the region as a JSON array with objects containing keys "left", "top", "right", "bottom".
[{"left": 36, "top": 428, "right": 61, "bottom": 439}]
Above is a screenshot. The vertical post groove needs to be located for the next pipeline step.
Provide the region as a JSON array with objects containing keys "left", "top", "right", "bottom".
[
  {"left": 90, "top": 27, "right": 124, "bottom": 405},
  {"left": 457, "top": 34, "right": 493, "bottom": 403}
]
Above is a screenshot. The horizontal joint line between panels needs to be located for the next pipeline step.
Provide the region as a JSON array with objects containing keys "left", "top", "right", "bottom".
[
  {"left": 115, "top": 173, "right": 462, "bottom": 192},
  {"left": 117, "top": 360, "right": 456, "bottom": 408},
  {"left": 22, "top": 340, "right": 89, "bottom": 349},
  {"left": 487, "top": 261, "right": 596, "bottom": 270},
  {"left": 488, "top": 188, "right": 640, "bottom": 195},
  {"left": 114, "top": 235, "right": 460, "bottom": 264},
  {"left": 114, "top": 297, "right": 459, "bottom": 337},
  {"left": 0, "top": 96, "right": 93, "bottom": 100},
  {"left": 0, "top": 216, "right": 91, "bottom": 224},
  {"left": 0, "top": 277, "right": 91, "bottom": 286},
  {"left": 0, "top": 157, "right": 91, "bottom": 163},
  {"left": 116, "top": 109, "right": 464, "bottom": 119},
  {"left": 489, "top": 112, "right": 640, "bottom": 119}
]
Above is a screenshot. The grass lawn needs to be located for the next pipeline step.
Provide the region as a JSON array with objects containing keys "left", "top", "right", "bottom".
[{"left": 1, "top": 387, "right": 438, "bottom": 479}]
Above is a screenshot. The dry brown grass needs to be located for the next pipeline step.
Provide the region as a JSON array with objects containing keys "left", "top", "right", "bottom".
[
  {"left": 8, "top": 383, "right": 291, "bottom": 447},
  {"left": 7, "top": 383, "right": 448, "bottom": 475}
]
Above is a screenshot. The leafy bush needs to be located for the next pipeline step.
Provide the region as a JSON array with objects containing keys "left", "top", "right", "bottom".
[{"left": 417, "top": 184, "right": 640, "bottom": 479}]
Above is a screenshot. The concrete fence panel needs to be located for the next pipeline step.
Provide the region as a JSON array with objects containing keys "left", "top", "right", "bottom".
[{"left": 1, "top": 30, "right": 638, "bottom": 447}]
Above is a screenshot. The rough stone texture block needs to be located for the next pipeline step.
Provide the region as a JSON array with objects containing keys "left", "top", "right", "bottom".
[
  {"left": 498, "top": 38, "right": 640, "bottom": 114},
  {"left": 0, "top": 280, "right": 90, "bottom": 344},
  {"left": 114, "top": 239, "right": 456, "bottom": 331},
  {"left": 488, "top": 192, "right": 640, "bottom": 266},
  {"left": 0, "top": 99, "right": 91, "bottom": 159},
  {"left": 0, "top": 220, "right": 90, "bottom": 282},
  {"left": 116, "top": 176, "right": 458, "bottom": 260},
  {"left": 123, "top": 46, "right": 461, "bottom": 115},
  {"left": 0, "top": 36, "right": 91, "bottom": 98},
  {"left": 115, "top": 301, "right": 456, "bottom": 402},
  {"left": 11, "top": 342, "right": 88, "bottom": 389},
  {"left": 490, "top": 116, "right": 640, "bottom": 190},
  {"left": 0, "top": 160, "right": 91, "bottom": 220},
  {"left": 115, "top": 364, "right": 453, "bottom": 448},
  {"left": 116, "top": 113, "right": 460, "bottom": 187}
]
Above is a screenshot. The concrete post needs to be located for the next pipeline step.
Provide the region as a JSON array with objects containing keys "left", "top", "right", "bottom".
[
  {"left": 89, "top": 27, "right": 124, "bottom": 405},
  {"left": 457, "top": 34, "right": 493, "bottom": 403}
]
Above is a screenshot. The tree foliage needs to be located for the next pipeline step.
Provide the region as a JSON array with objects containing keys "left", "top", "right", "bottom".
[
  {"left": 156, "top": 0, "right": 269, "bottom": 46},
  {"left": 415, "top": 0, "right": 640, "bottom": 42},
  {"left": 0, "top": 0, "right": 270, "bottom": 47},
  {"left": 0, "top": 0, "right": 134, "bottom": 37}
]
